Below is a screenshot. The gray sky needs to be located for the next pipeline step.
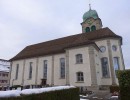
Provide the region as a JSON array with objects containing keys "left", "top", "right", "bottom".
[{"left": 0, "top": 0, "right": 130, "bottom": 69}]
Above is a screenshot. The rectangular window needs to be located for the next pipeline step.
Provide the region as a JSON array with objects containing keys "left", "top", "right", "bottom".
[
  {"left": 113, "top": 57, "right": 120, "bottom": 77},
  {"left": 77, "top": 72, "right": 84, "bottom": 82},
  {"left": 101, "top": 57, "right": 109, "bottom": 78},
  {"left": 76, "top": 54, "right": 83, "bottom": 64},
  {"left": 6, "top": 74, "right": 8, "bottom": 77},
  {"left": 60, "top": 58, "right": 65, "bottom": 79},
  {"left": 2, "top": 74, "right": 5, "bottom": 77},
  {"left": 15, "top": 64, "right": 19, "bottom": 80},
  {"left": 43, "top": 60, "right": 47, "bottom": 79},
  {"left": 5, "top": 80, "right": 7, "bottom": 83},
  {"left": 29, "top": 62, "right": 33, "bottom": 79}
]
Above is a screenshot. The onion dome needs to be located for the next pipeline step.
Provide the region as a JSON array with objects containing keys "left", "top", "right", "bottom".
[{"left": 83, "top": 9, "right": 99, "bottom": 21}]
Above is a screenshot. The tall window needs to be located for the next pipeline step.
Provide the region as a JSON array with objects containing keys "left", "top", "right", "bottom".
[
  {"left": 43, "top": 60, "right": 47, "bottom": 79},
  {"left": 113, "top": 57, "right": 120, "bottom": 77},
  {"left": 76, "top": 72, "right": 84, "bottom": 82},
  {"left": 29, "top": 62, "right": 33, "bottom": 79},
  {"left": 91, "top": 25, "right": 96, "bottom": 31},
  {"left": 15, "top": 64, "right": 19, "bottom": 80},
  {"left": 101, "top": 57, "right": 109, "bottom": 78},
  {"left": 76, "top": 54, "right": 83, "bottom": 64},
  {"left": 60, "top": 58, "right": 65, "bottom": 79},
  {"left": 86, "top": 27, "right": 90, "bottom": 32}
]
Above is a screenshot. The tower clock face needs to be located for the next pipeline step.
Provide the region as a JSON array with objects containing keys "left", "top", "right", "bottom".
[{"left": 87, "top": 19, "right": 93, "bottom": 25}]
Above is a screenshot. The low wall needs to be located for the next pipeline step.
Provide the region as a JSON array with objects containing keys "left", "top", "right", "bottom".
[{"left": 0, "top": 86, "right": 79, "bottom": 100}]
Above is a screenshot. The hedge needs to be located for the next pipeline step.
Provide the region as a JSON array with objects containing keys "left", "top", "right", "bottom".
[
  {"left": 117, "top": 70, "right": 130, "bottom": 100},
  {"left": 0, "top": 88, "right": 79, "bottom": 100},
  {"left": 109, "top": 85, "right": 119, "bottom": 93}
]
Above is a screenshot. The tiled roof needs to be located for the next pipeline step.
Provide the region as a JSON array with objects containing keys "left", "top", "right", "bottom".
[{"left": 10, "top": 27, "right": 122, "bottom": 61}]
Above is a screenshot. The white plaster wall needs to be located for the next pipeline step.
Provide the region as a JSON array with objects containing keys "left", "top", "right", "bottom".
[
  {"left": 68, "top": 46, "right": 91, "bottom": 86},
  {"left": 95, "top": 39, "right": 112, "bottom": 85},
  {"left": 110, "top": 39, "right": 124, "bottom": 70},
  {"left": 23, "top": 58, "right": 37, "bottom": 85},
  {"left": 37, "top": 56, "right": 52, "bottom": 85},
  {"left": 110, "top": 39, "right": 124, "bottom": 84},
  {"left": 95, "top": 38, "right": 124, "bottom": 85},
  {"left": 101, "top": 78, "right": 112, "bottom": 85},
  {"left": 53, "top": 54, "right": 66, "bottom": 86},
  {"left": 10, "top": 60, "right": 24, "bottom": 86},
  {"left": 94, "top": 49, "right": 102, "bottom": 85},
  {"left": 10, "top": 39, "right": 124, "bottom": 87}
]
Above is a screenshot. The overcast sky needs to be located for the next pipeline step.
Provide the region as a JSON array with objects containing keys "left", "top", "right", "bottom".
[{"left": 0, "top": 0, "right": 130, "bottom": 69}]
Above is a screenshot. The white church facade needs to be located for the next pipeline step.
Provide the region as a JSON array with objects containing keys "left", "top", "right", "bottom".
[{"left": 10, "top": 8, "right": 125, "bottom": 90}]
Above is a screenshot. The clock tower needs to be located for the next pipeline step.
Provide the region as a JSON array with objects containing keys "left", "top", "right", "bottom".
[{"left": 81, "top": 5, "right": 102, "bottom": 33}]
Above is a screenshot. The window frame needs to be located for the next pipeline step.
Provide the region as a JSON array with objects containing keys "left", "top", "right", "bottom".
[
  {"left": 101, "top": 57, "right": 110, "bottom": 78},
  {"left": 60, "top": 58, "right": 65, "bottom": 79},
  {"left": 76, "top": 54, "right": 83, "bottom": 64},
  {"left": 91, "top": 25, "right": 96, "bottom": 31},
  {"left": 15, "top": 64, "right": 19, "bottom": 80},
  {"left": 43, "top": 60, "right": 47, "bottom": 79},
  {"left": 76, "top": 72, "right": 84, "bottom": 82},
  {"left": 28, "top": 62, "right": 33, "bottom": 79},
  {"left": 85, "top": 27, "right": 90, "bottom": 32},
  {"left": 113, "top": 57, "right": 120, "bottom": 77}
]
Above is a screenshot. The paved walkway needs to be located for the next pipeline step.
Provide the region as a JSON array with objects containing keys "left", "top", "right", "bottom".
[{"left": 80, "top": 90, "right": 119, "bottom": 100}]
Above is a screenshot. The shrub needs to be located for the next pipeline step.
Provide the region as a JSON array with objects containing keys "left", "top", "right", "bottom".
[
  {"left": 117, "top": 70, "right": 130, "bottom": 100},
  {"left": 0, "top": 88, "right": 79, "bottom": 100},
  {"left": 110, "top": 85, "right": 119, "bottom": 93}
]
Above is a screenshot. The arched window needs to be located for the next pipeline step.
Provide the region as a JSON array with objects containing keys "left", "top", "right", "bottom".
[
  {"left": 91, "top": 25, "right": 96, "bottom": 31},
  {"left": 101, "top": 57, "right": 109, "bottom": 78},
  {"left": 76, "top": 72, "right": 84, "bottom": 82},
  {"left": 43, "top": 60, "right": 47, "bottom": 79},
  {"left": 113, "top": 57, "right": 120, "bottom": 77},
  {"left": 29, "top": 62, "right": 33, "bottom": 79},
  {"left": 15, "top": 64, "right": 19, "bottom": 80},
  {"left": 60, "top": 58, "right": 65, "bottom": 79},
  {"left": 85, "top": 27, "right": 90, "bottom": 32},
  {"left": 76, "top": 54, "right": 83, "bottom": 64}
]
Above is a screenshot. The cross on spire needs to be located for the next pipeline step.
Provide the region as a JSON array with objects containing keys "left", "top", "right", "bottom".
[
  {"left": 89, "top": 4, "right": 91, "bottom": 10},
  {"left": 89, "top": 0, "right": 91, "bottom": 10}
]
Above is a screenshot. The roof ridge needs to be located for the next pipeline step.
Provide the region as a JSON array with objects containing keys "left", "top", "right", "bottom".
[{"left": 28, "top": 33, "right": 82, "bottom": 47}]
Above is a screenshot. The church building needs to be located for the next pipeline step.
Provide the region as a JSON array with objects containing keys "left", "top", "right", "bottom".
[{"left": 10, "top": 7, "right": 125, "bottom": 90}]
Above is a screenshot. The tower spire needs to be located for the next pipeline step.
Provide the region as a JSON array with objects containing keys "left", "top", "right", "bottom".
[{"left": 89, "top": 0, "right": 91, "bottom": 10}]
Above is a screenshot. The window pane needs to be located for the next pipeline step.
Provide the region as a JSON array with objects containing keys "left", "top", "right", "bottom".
[
  {"left": 15, "top": 64, "right": 19, "bottom": 80},
  {"left": 60, "top": 58, "right": 65, "bottom": 78},
  {"left": 86, "top": 27, "right": 90, "bottom": 32},
  {"left": 76, "top": 54, "right": 83, "bottom": 64},
  {"left": 77, "top": 72, "right": 84, "bottom": 82},
  {"left": 113, "top": 57, "right": 119, "bottom": 70},
  {"left": 91, "top": 25, "right": 96, "bottom": 31},
  {"left": 43, "top": 60, "right": 47, "bottom": 79},
  {"left": 81, "top": 77, "right": 84, "bottom": 81},
  {"left": 29, "top": 62, "right": 33, "bottom": 79},
  {"left": 113, "top": 57, "right": 119, "bottom": 77},
  {"left": 80, "top": 72, "right": 83, "bottom": 76},
  {"left": 101, "top": 58, "right": 109, "bottom": 77},
  {"left": 78, "top": 77, "right": 80, "bottom": 81}
]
